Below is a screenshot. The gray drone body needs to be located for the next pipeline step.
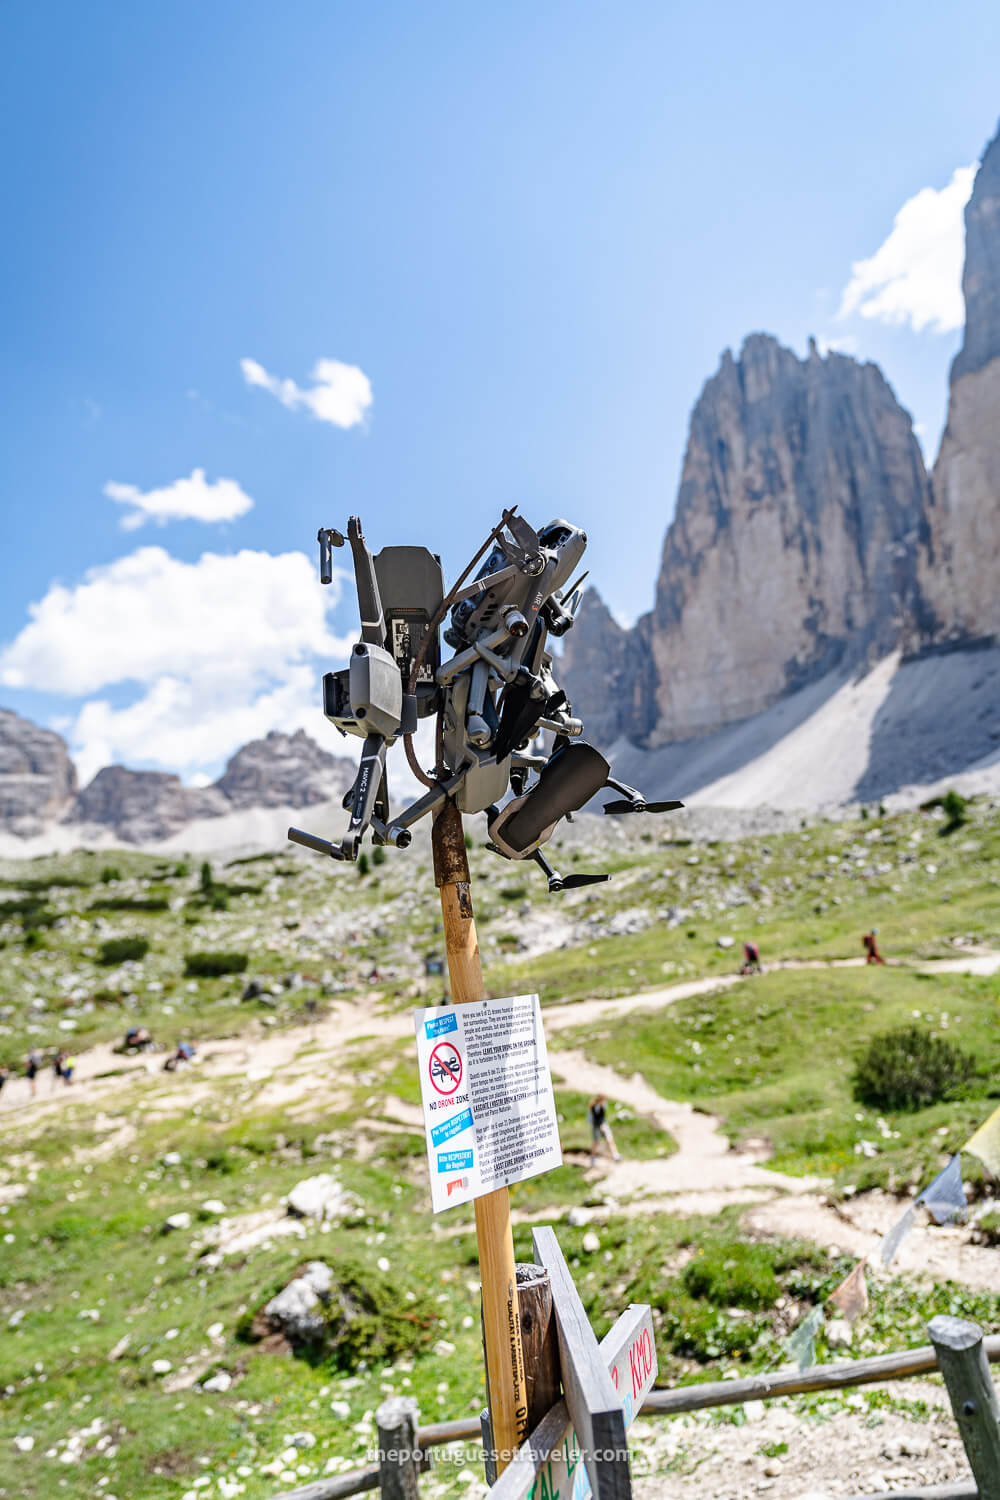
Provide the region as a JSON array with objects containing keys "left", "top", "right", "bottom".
[{"left": 290, "top": 510, "right": 681, "bottom": 892}]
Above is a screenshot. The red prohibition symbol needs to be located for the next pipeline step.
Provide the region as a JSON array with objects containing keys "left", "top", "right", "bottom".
[{"left": 429, "top": 1041, "right": 463, "bottom": 1095}]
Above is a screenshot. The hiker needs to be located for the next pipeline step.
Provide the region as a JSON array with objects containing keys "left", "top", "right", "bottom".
[
  {"left": 587, "top": 1094, "right": 622, "bottom": 1167},
  {"left": 25, "top": 1049, "right": 41, "bottom": 1097},
  {"left": 123, "top": 1026, "right": 153, "bottom": 1052},
  {"left": 740, "top": 939, "right": 761, "bottom": 975},
  {"left": 863, "top": 929, "right": 885, "bottom": 965},
  {"left": 0, "top": 1063, "right": 9, "bottom": 1096},
  {"left": 164, "top": 1039, "right": 196, "bottom": 1072},
  {"left": 62, "top": 1054, "right": 76, "bottom": 1085},
  {"left": 52, "top": 1049, "right": 67, "bottom": 1089}
]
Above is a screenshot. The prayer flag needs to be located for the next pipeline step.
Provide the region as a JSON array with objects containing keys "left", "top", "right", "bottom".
[
  {"left": 879, "top": 1204, "right": 916, "bottom": 1267},
  {"left": 784, "top": 1306, "right": 824, "bottom": 1371},
  {"left": 917, "top": 1153, "right": 966, "bottom": 1225},
  {"left": 963, "top": 1104, "right": 1000, "bottom": 1179},
  {"left": 829, "top": 1259, "right": 868, "bottom": 1324}
]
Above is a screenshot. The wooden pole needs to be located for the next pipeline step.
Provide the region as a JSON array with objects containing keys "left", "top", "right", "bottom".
[
  {"left": 432, "top": 798, "right": 528, "bottom": 1476},
  {"left": 929, "top": 1315, "right": 1000, "bottom": 1500}
]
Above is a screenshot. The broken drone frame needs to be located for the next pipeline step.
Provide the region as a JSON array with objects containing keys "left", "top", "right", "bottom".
[{"left": 288, "top": 509, "right": 682, "bottom": 892}]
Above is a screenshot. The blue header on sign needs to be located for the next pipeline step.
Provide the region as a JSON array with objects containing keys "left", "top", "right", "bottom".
[
  {"left": 431, "top": 1107, "right": 473, "bottom": 1147},
  {"left": 425, "top": 1012, "right": 458, "bottom": 1039}
]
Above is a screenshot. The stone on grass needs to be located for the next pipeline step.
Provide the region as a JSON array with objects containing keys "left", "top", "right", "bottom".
[
  {"left": 716, "top": 935, "right": 735, "bottom": 949},
  {"left": 163, "top": 1211, "right": 192, "bottom": 1232},
  {"left": 152, "top": 1359, "right": 172, "bottom": 1375},
  {"left": 202, "top": 1371, "right": 232, "bottom": 1393},
  {"left": 582, "top": 1231, "right": 601, "bottom": 1254},
  {"left": 201, "top": 1200, "right": 226, "bottom": 1216},
  {"left": 286, "top": 1174, "right": 360, "bottom": 1222},
  {"left": 264, "top": 1262, "right": 333, "bottom": 1344},
  {"left": 824, "top": 1317, "right": 853, "bottom": 1349}
]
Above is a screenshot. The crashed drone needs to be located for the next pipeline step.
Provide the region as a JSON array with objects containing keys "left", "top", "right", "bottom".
[{"left": 288, "top": 509, "right": 682, "bottom": 892}]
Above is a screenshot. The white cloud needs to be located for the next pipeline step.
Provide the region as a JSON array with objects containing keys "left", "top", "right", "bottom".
[
  {"left": 838, "top": 164, "right": 976, "bottom": 334},
  {"left": 241, "top": 356, "right": 372, "bottom": 428},
  {"left": 103, "top": 468, "right": 255, "bottom": 530},
  {"left": 0, "top": 546, "right": 354, "bottom": 782}
]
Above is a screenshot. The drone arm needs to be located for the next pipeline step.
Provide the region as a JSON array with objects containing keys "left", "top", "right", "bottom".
[
  {"left": 288, "top": 826, "right": 346, "bottom": 860},
  {"left": 341, "top": 733, "right": 388, "bottom": 859},
  {"left": 347, "top": 516, "right": 388, "bottom": 647}
]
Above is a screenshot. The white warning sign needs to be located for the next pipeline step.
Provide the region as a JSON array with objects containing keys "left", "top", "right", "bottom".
[{"left": 413, "top": 992, "right": 562, "bottom": 1213}]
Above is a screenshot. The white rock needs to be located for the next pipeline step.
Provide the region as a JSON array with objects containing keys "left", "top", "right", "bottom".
[
  {"left": 13, "top": 1435, "right": 34, "bottom": 1453},
  {"left": 201, "top": 1200, "right": 226, "bottom": 1216},
  {"left": 286, "top": 1174, "right": 360, "bottom": 1222},
  {"left": 207, "top": 1322, "right": 224, "bottom": 1341},
  {"left": 163, "top": 1152, "right": 182, "bottom": 1165},
  {"left": 330, "top": 1400, "right": 350, "bottom": 1419},
  {"left": 203, "top": 1372, "right": 232, "bottom": 1393},
  {"left": 164, "top": 1212, "right": 192, "bottom": 1232},
  {"left": 582, "top": 1231, "right": 601, "bottom": 1254},
  {"left": 716, "top": 935, "right": 735, "bottom": 949},
  {"left": 825, "top": 1317, "right": 853, "bottom": 1349},
  {"left": 265, "top": 1262, "right": 334, "bottom": 1344},
  {"left": 287, "top": 1432, "right": 316, "bottom": 1449},
  {"left": 377, "top": 1257, "right": 390, "bottom": 1272},
  {"left": 566, "top": 1206, "right": 590, "bottom": 1227},
  {"left": 152, "top": 1359, "right": 172, "bottom": 1375}
]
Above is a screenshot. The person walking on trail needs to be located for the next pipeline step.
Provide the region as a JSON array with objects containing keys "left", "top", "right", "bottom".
[
  {"left": 53, "top": 1049, "right": 67, "bottom": 1089},
  {"left": 26, "top": 1049, "right": 41, "bottom": 1097},
  {"left": 62, "top": 1054, "right": 76, "bottom": 1085},
  {"left": 587, "top": 1094, "right": 622, "bottom": 1167},
  {"left": 740, "top": 939, "right": 761, "bottom": 975},
  {"left": 863, "top": 929, "right": 885, "bottom": 965},
  {"left": 0, "top": 1063, "right": 9, "bottom": 1097}
]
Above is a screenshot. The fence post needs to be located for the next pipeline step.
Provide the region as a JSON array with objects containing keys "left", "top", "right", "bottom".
[
  {"left": 482, "top": 1264, "right": 561, "bottom": 1483},
  {"left": 377, "top": 1396, "right": 422, "bottom": 1500},
  {"left": 928, "top": 1315, "right": 1000, "bottom": 1500},
  {"left": 516, "top": 1263, "right": 561, "bottom": 1431}
]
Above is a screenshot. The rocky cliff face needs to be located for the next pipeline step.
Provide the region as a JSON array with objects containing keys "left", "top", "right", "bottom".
[
  {"left": 216, "top": 729, "right": 355, "bottom": 809},
  {"left": 0, "top": 712, "right": 358, "bottom": 843},
  {"left": 920, "top": 123, "right": 1000, "bottom": 644},
  {"left": 563, "top": 334, "right": 933, "bottom": 745},
  {"left": 68, "top": 766, "right": 231, "bottom": 843},
  {"left": 0, "top": 708, "right": 78, "bottom": 838}
]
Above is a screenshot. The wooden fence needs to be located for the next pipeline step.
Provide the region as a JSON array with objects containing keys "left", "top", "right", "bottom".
[{"left": 272, "top": 1232, "right": 1000, "bottom": 1500}]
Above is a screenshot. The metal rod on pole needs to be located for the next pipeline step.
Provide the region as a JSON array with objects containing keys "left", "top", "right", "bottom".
[{"left": 432, "top": 798, "right": 528, "bottom": 1476}]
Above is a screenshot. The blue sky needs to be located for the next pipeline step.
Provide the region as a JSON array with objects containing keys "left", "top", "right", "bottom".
[{"left": 2, "top": 2, "right": 999, "bottom": 785}]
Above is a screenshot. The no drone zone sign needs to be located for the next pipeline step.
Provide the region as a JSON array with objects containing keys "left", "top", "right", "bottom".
[{"left": 413, "top": 993, "right": 562, "bottom": 1213}]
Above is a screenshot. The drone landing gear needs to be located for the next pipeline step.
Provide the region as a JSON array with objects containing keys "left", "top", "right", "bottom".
[{"left": 531, "top": 847, "right": 610, "bottom": 895}]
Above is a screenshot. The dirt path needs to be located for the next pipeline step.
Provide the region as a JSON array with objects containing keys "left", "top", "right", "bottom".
[{"left": 3, "top": 951, "right": 997, "bottom": 1291}]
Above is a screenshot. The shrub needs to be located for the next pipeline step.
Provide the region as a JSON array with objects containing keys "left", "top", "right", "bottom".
[
  {"left": 499, "top": 885, "right": 527, "bottom": 901},
  {"left": 853, "top": 1024, "right": 975, "bottom": 1111},
  {"left": 98, "top": 936, "right": 150, "bottom": 965},
  {"left": 941, "top": 788, "right": 968, "bottom": 834},
  {"left": 357, "top": 852, "right": 370, "bottom": 877},
  {"left": 89, "top": 896, "right": 169, "bottom": 913},
  {"left": 200, "top": 861, "right": 214, "bottom": 894},
  {"left": 372, "top": 845, "right": 386, "bottom": 866},
  {"left": 100, "top": 866, "right": 121, "bottom": 884},
  {"left": 184, "top": 951, "right": 249, "bottom": 978},
  {"left": 682, "top": 1240, "right": 781, "bottom": 1310},
  {"left": 173, "top": 861, "right": 190, "bottom": 878}
]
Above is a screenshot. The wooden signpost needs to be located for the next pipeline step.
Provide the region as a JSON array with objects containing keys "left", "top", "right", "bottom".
[
  {"left": 429, "top": 800, "right": 657, "bottom": 1498},
  {"left": 431, "top": 800, "right": 528, "bottom": 1474},
  {"left": 487, "top": 1227, "right": 657, "bottom": 1500}
]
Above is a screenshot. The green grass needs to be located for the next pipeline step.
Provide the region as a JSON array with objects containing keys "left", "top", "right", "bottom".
[{"left": 562, "top": 966, "right": 1000, "bottom": 1190}]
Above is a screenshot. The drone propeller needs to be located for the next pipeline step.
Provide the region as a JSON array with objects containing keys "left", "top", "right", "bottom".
[
  {"left": 497, "top": 510, "right": 544, "bottom": 573},
  {"left": 558, "top": 872, "right": 612, "bottom": 890},
  {"left": 603, "top": 797, "right": 685, "bottom": 815},
  {"left": 531, "top": 846, "right": 611, "bottom": 894}
]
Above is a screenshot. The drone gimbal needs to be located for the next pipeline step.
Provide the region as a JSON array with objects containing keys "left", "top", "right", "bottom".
[{"left": 288, "top": 509, "right": 681, "bottom": 891}]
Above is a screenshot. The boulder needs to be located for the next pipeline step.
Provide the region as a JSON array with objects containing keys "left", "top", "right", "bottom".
[
  {"left": 264, "top": 1261, "right": 334, "bottom": 1345},
  {"left": 286, "top": 1174, "right": 361, "bottom": 1223}
]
